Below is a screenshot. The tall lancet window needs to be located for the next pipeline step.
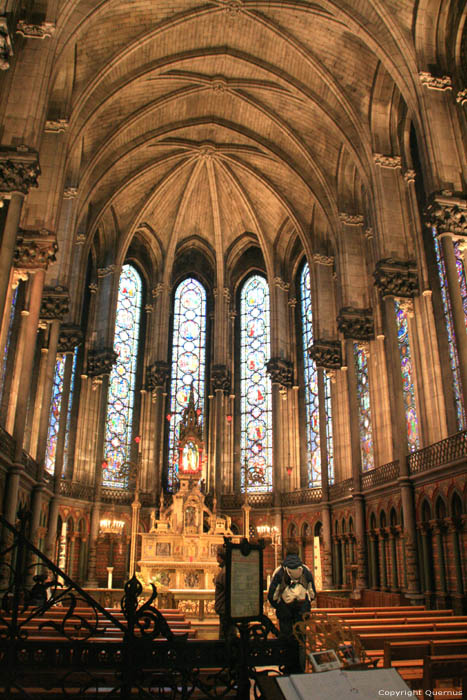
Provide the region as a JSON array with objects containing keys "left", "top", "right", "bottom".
[
  {"left": 300, "top": 263, "right": 333, "bottom": 486},
  {"left": 394, "top": 299, "right": 420, "bottom": 452},
  {"left": 103, "top": 264, "right": 142, "bottom": 488},
  {"left": 432, "top": 232, "right": 466, "bottom": 430},
  {"left": 240, "top": 274, "right": 272, "bottom": 492},
  {"left": 45, "top": 349, "right": 78, "bottom": 476},
  {"left": 354, "top": 343, "right": 374, "bottom": 471},
  {"left": 167, "top": 278, "right": 206, "bottom": 491}
]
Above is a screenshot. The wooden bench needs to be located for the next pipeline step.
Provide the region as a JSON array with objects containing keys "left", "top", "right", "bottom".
[
  {"left": 361, "top": 629, "right": 467, "bottom": 650},
  {"left": 326, "top": 609, "right": 454, "bottom": 619},
  {"left": 423, "top": 654, "right": 467, "bottom": 696}
]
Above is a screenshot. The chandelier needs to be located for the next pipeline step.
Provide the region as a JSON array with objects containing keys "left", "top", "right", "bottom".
[{"left": 100, "top": 506, "right": 125, "bottom": 536}]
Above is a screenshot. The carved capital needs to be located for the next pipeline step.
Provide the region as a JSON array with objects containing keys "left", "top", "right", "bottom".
[
  {"left": 211, "top": 364, "right": 231, "bottom": 392},
  {"left": 373, "top": 153, "right": 402, "bottom": 169},
  {"left": 337, "top": 307, "right": 374, "bottom": 340},
  {"left": 266, "top": 357, "right": 293, "bottom": 388},
  {"left": 40, "top": 286, "right": 69, "bottom": 320},
  {"left": 339, "top": 212, "right": 364, "bottom": 226},
  {"left": 87, "top": 348, "right": 118, "bottom": 377},
  {"left": 153, "top": 282, "right": 169, "bottom": 297},
  {"left": 58, "top": 325, "right": 83, "bottom": 353},
  {"left": 374, "top": 258, "right": 419, "bottom": 298},
  {"left": 403, "top": 170, "right": 416, "bottom": 184},
  {"left": 145, "top": 360, "right": 170, "bottom": 391},
  {"left": 63, "top": 186, "right": 78, "bottom": 199},
  {"left": 308, "top": 340, "right": 342, "bottom": 369},
  {"left": 424, "top": 194, "right": 467, "bottom": 237},
  {"left": 312, "top": 253, "right": 334, "bottom": 266},
  {"left": 364, "top": 228, "right": 374, "bottom": 240},
  {"left": 419, "top": 72, "right": 452, "bottom": 91},
  {"left": 273, "top": 277, "right": 289, "bottom": 292},
  {"left": 97, "top": 264, "right": 116, "bottom": 278},
  {"left": 16, "top": 20, "right": 56, "bottom": 39},
  {"left": 456, "top": 89, "right": 467, "bottom": 106},
  {"left": 14, "top": 229, "right": 57, "bottom": 270},
  {"left": 0, "top": 149, "right": 40, "bottom": 193},
  {"left": 0, "top": 16, "right": 13, "bottom": 70},
  {"left": 45, "top": 119, "right": 69, "bottom": 134}
]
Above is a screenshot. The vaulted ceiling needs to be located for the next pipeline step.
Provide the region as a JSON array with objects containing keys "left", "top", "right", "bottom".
[{"left": 45, "top": 0, "right": 461, "bottom": 280}]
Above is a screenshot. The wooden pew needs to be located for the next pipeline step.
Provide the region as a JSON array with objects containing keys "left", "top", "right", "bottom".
[
  {"left": 361, "top": 629, "right": 467, "bottom": 650},
  {"left": 423, "top": 654, "right": 467, "bottom": 697}
]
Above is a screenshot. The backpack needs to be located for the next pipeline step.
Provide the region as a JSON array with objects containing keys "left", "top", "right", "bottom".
[{"left": 278, "top": 565, "right": 308, "bottom": 604}]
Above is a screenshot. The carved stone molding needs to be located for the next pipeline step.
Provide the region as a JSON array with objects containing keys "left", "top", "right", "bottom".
[
  {"left": 273, "top": 277, "right": 289, "bottom": 292},
  {"left": 14, "top": 229, "right": 57, "bottom": 270},
  {"left": 211, "top": 364, "right": 231, "bottom": 392},
  {"left": 312, "top": 253, "right": 334, "bottom": 266},
  {"left": 45, "top": 119, "right": 69, "bottom": 134},
  {"left": 89, "top": 282, "right": 98, "bottom": 294},
  {"left": 337, "top": 307, "right": 375, "bottom": 340},
  {"left": 16, "top": 20, "right": 56, "bottom": 39},
  {"left": 76, "top": 233, "right": 86, "bottom": 246},
  {"left": 403, "top": 170, "right": 416, "bottom": 183},
  {"left": 212, "top": 0, "right": 244, "bottom": 14},
  {"left": 266, "top": 357, "right": 293, "bottom": 388},
  {"left": 87, "top": 348, "right": 118, "bottom": 377},
  {"left": 308, "top": 340, "right": 342, "bottom": 369},
  {"left": 0, "top": 16, "right": 13, "bottom": 70},
  {"left": 339, "top": 212, "right": 364, "bottom": 226},
  {"left": 153, "top": 282, "right": 169, "bottom": 297},
  {"left": 0, "top": 149, "right": 40, "bottom": 193},
  {"left": 145, "top": 360, "right": 170, "bottom": 391},
  {"left": 419, "top": 72, "right": 452, "bottom": 91},
  {"left": 424, "top": 194, "right": 467, "bottom": 237},
  {"left": 58, "top": 325, "right": 83, "bottom": 353},
  {"left": 364, "top": 228, "right": 374, "bottom": 240},
  {"left": 97, "top": 264, "right": 116, "bottom": 278},
  {"left": 373, "top": 258, "right": 419, "bottom": 298},
  {"left": 12, "top": 270, "right": 28, "bottom": 289},
  {"left": 456, "top": 89, "right": 467, "bottom": 106},
  {"left": 63, "top": 186, "right": 78, "bottom": 199},
  {"left": 40, "top": 286, "right": 70, "bottom": 320},
  {"left": 373, "top": 153, "right": 402, "bottom": 169}
]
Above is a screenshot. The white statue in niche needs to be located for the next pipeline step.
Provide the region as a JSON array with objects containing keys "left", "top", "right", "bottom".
[{"left": 183, "top": 440, "right": 199, "bottom": 472}]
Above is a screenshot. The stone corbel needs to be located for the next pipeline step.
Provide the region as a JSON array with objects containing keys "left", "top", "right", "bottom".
[
  {"left": 58, "top": 325, "right": 83, "bottom": 353},
  {"left": 0, "top": 148, "right": 40, "bottom": 194},
  {"left": 419, "top": 72, "right": 452, "bottom": 91},
  {"left": 266, "top": 357, "right": 293, "bottom": 390},
  {"left": 45, "top": 119, "right": 69, "bottom": 134},
  {"left": 16, "top": 20, "right": 56, "bottom": 39},
  {"left": 312, "top": 253, "right": 334, "bottom": 266},
  {"left": 456, "top": 89, "right": 467, "bottom": 106},
  {"left": 308, "top": 339, "right": 342, "bottom": 369},
  {"left": 211, "top": 364, "right": 231, "bottom": 393},
  {"left": 97, "top": 264, "right": 116, "bottom": 278},
  {"left": 14, "top": 228, "right": 57, "bottom": 270},
  {"left": 145, "top": 360, "right": 170, "bottom": 394},
  {"left": 373, "top": 258, "right": 419, "bottom": 298},
  {"left": 339, "top": 213, "right": 364, "bottom": 226},
  {"left": 373, "top": 153, "right": 402, "bottom": 169},
  {"left": 87, "top": 348, "right": 118, "bottom": 377},
  {"left": 337, "top": 307, "right": 375, "bottom": 340},
  {"left": 63, "top": 186, "right": 78, "bottom": 199},
  {"left": 40, "top": 286, "right": 70, "bottom": 320},
  {"left": 424, "top": 193, "right": 467, "bottom": 237},
  {"left": 0, "top": 16, "right": 13, "bottom": 70}
]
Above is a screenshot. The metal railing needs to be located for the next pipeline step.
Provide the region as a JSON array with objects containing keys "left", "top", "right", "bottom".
[
  {"left": 281, "top": 487, "right": 322, "bottom": 506},
  {"left": 408, "top": 430, "right": 467, "bottom": 474},
  {"left": 361, "top": 461, "right": 399, "bottom": 490}
]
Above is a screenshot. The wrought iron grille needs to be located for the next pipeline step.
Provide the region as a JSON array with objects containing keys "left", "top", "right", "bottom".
[{"left": 0, "top": 512, "right": 292, "bottom": 698}]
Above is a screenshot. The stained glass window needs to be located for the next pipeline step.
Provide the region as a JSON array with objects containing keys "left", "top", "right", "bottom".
[
  {"left": 167, "top": 278, "right": 206, "bottom": 490},
  {"left": 45, "top": 348, "right": 78, "bottom": 476},
  {"left": 0, "top": 285, "right": 18, "bottom": 404},
  {"left": 103, "top": 265, "right": 142, "bottom": 488},
  {"left": 354, "top": 342, "right": 374, "bottom": 471},
  {"left": 433, "top": 232, "right": 466, "bottom": 430},
  {"left": 394, "top": 299, "right": 420, "bottom": 452},
  {"left": 240, "top": 275, "right": 272, "bottom": 492},
  {"left": 300, "top": 263, "right": 333, "bottom": 486}
]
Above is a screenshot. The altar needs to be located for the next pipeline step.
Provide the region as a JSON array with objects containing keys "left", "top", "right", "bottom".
[{"left": 137, "top": 387, "right": 236, "bottom": 591}]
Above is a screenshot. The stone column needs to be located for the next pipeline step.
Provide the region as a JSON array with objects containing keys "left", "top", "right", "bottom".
[
  {"left": 425, "top": 195, "right": 467, "bottom": 404},
  {"left": 449, "top": 519, "right": 465, "bottom": 608},
  {"left": 266, "top": 357, "right": 293, "bottom": 506},
  {"left": 420, "top": 524, "right": 433, "bottom": 600},
  {"left": 389, "top": 527, "right": 400, "bottom": 591},
  {"left": 211, "top": 364, "right": 231, "bottom": 501},
  {"left": 145, "top": 360, "right": 169, "bottom": 499},
  {"left": 0, "top": 150, "right": 40, "bottom": 320},
  {"left": 433, "top": 522, "right": 448, "bottom": 606},
  {"left": 85, "top": 349, "right": 117, "bottom": 587},
  {"left": 4, "top": 230, "right": 57, "bottom": 526},
  {"left": 379, "top": 530, "right": 388, "bottom": 591},
  {"left": 308, "top": 340, "right": 341, "bottom": 589},
  {"left": 374, "top": 258, "right": 421, "bottom": 599},
  {"left": 337, "top": 307, "right": 375, "bottom": 592}
]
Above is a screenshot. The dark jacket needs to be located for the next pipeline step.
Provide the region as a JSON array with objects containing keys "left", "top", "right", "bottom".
[
  {"left": 267, "top": 553, "right": 316, "bottom": 611},
  {"left": 214, "top": 563, "right": 226, "bottom": 615}
]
